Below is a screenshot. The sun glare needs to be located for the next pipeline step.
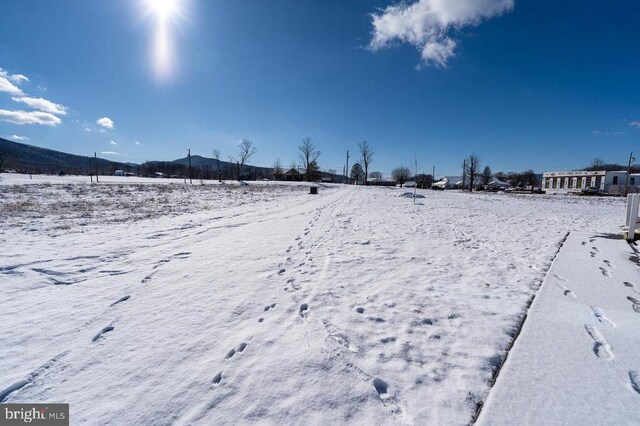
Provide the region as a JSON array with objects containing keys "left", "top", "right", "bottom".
[
  {"left": 141, "top": 0, "right": 187, "bottom": 84},
  {"left": 147, "top": 0, "right": 179, "bottom": 21}
]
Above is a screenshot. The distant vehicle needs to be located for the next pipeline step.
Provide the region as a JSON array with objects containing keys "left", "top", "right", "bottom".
[
  {"left": 114, "top": 170, "right": 125, "bottom": 176},
  {"left": 581, "top": 187, "right": 603, "bottom": 196}
]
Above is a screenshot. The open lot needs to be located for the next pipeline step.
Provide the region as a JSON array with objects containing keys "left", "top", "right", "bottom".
[{"left": 0, "top": 174, "right": 628, "bottom": 424}]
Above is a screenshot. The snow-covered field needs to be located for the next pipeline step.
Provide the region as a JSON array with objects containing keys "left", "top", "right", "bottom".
[{"left": 0, "top": 173, "right": 630, "bottom": 424}]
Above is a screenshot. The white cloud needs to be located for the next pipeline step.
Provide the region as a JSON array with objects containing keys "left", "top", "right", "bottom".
[
  {"left": 84, "top": 127, "right": 92, "bottom": 132},
  {"left": 135, "top": 141, "right": 141, "bottom": 145},
  {"left": 0, "top": 68, "right": 25, "bottom": 95},
  {"left": 96, "top": 117, "right": 114, "bottom": 129},
  {"left": 10, "top": 74, "right": 29, "bottom": 84},
  {"left": 0, "top": 109, "right": 61, "bottom": 126},
  {"left": 370, "top": 0, "right": 514, "bottom": 66},
  {"left": 101, "top": 151, "right": 119, "bottom": 155},
  {"left": 11, "top": 96, "right": 68, "bottom": 116},
  {"left": 9, "top": 134, "right": 30, "bottom": 141},
  {"left": 110, "top": 140, "right": 117, "bottom": 145},
  {"left": 629, "top": 121, "right": 640, "bottom": 128}
]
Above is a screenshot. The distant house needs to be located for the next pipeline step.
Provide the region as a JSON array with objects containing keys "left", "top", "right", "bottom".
[
  {"left": 432, "top": 176, "right": 464, "bottom": 189},
  {"left": 284, "top": 168, "right": 305, "bottom": 181},
  {"left": 542, "top": 170, "right": 640, "bottom": 195},
  {"left": 114, "top": 170, "right": 125, "bottom": 176},
  {"left": 368, "top": 177, "right": 396, "bottom": 186}
]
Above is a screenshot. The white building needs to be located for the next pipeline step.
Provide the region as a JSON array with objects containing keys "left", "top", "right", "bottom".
[{"left": 542, "top": 170, "right": 640, "bottom": 195}]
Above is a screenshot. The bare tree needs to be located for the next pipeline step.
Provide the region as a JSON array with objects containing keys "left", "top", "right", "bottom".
[
  {"left": 392, "top": 166, "right": 411, "bottom": 187},
  {"left": 465, "top": 154, "right": 481, "bottom": 192},
  {"left": 590, "top": 157, "right": 606, "bottom": 170},
  {"left": 359, "top": 141, "right": 374, "bottom": 186},
  {"left": 212, "top": 149, "right": 222, "bottom": 181},
  {"left": 369, "top": 171, "right": 383, "bottom": 179},
  {"left": 481, "top": 165, "right": 492, "bottom": 186},
  {"left": 298, "top": 138, "right": 321, "bottom": 182},
  {"left": 412, "top": 154, "right": 420, "bottom": 202},
  {"left": 273, "top": 158, "right": 284, "bottom": 180},
  {"left": 236, "top": 139, "right": 257, "bottom": 180}
]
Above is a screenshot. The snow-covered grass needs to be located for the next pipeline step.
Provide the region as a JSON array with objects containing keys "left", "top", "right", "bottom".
[{"left": 0, "top": 174, "right": 628, "bottom": 424}]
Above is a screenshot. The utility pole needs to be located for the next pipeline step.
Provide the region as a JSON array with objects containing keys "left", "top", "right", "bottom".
[
  {"left": 625, "top": 151, "right": 635, "bottom": 196},
  {"left": 94, "top": 152, "right": 99, "bottom": 182},
  {"left": 432, "top": 166, "right": 435, "bottom": 181},
  {"left": 89, "top": 157, "right": 93, "bottom": 183},
  {"left": 462, "top": 159, "right": 467, "bottom": 191},
  {"left": 345, "top": 150, "right": 350, "bottom": 184},
  {"left": 187, "top": 149, "right": 192, "bottom": 184}
]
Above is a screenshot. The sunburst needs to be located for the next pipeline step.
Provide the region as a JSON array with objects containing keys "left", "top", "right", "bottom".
[{"left": 140, "top": 0, "right": 188, "bottom": 83}]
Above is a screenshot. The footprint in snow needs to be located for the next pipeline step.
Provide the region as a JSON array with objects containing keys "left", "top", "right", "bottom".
[
  {"left": 92, "top": 325, "right": 115, "bottom": 342},
  {"left": 584, "top": 324, "right": 613, "bottom": 360},
  {"left": 277, "top": 268, "right": 286, "bottom": 275},
  {"left": 627, "top": 296, "right": 640, "bottom": 313},
  {"left": 299, "top": 303, "right": 309, "bottom": 317},
  {"left": 226, "top": 341, "right": 250, "bottom": 360},
  {"left": 109, "top": 295, "right": 130, "bottom": 307},
  {"left": 630, "top": 371, "right": 640, "bottom": 395},
  {"left": 212, "top": 372, "right": 223, "bottom": 385},
  {"left": 590, "top": 306, "right": 615, "bottom": 327},
  {"left": 599, "top": 267, "right": 611, "bottom": 277},
  {"left": 264, "top": 303, "right": 276, "bottom": 312}
]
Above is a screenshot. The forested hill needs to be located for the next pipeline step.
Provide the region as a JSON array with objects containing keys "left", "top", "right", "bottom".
[{"left": 0, "top": 138, "right": 135, "bottom": 174}]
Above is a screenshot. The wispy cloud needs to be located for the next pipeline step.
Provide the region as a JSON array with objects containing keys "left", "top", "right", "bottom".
[
  {"left": 629, "top": 121, "right": 640, "bottom": 128},
  {"left": 11, "top": 96, "right": 68, "bottom": 116},
  {"left": 370, "top": 0, "right": 514, "bottom": 67},
  {"left": 8, "top": 134, "right": 30, "bottom": 141},
  {"left": 0, "top": 109, "right": 61, "bottom": 126},
  {"left": 110, "top": 140, "right": 117, "bottom": 145},
  {"left": 101, "top": 151, "right": 119, "bottom": 155},
  {"left": 0, "top": 68, "right": 27, "bottom": 95},
  {"left": 97, "top": 117, "right": 114, "bottom": 129},
  {"left": 135, "top": 141, "right": 141, "bottom": 145},
  {"left": 592, "top": 130, "right": 626, "bottom": 136}
]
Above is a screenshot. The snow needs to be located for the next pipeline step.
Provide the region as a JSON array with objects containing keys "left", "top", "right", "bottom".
[
  {"left": 477, "top": 231, "right": 640, "bottom": 425},
  {"left": 0, "top": 173, "right": 633, "bottom": 424}
]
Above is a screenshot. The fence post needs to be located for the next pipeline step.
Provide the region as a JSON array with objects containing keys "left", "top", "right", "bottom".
[{"left": 627, "top": 194, "right": 639, "bottom": 241}]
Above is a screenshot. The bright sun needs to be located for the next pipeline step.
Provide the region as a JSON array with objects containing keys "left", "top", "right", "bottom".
[
  {"left": 141, "top": 0, "right": 187, "bottom": 83},
  {"left": 147, "top": 0, "right": 180, "bottom": 21}
]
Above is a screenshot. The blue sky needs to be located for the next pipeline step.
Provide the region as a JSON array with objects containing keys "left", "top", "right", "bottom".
[{"left": 1, "top": 0, "right": 639, "bottom": 177}]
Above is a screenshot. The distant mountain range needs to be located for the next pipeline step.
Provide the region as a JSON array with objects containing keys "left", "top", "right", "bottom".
[
  {"left": 0, "top": 138, "right": 336, "bottom": 181},
  {"left": 0, "top": 138, "right": 136, "bottom": 174}
]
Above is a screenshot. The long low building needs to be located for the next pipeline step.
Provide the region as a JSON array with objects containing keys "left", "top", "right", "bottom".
[{"left": 542, "top": 170, "right": 640, "bottom": 194}]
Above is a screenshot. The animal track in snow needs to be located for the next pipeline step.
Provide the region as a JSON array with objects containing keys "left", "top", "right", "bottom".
[
  {"left": 110, "top": 295, "right": 130, "bottom": 307},
  {"left": 630, "top": 371, "right": 640, "bottom": 395},
  {"left": 356, "top": 307, "right": 365, "bottom": 314},
  {"left": 277, "top": 268, "right": 286, "bottom": 275},
  {"left": 627, "top": 296, "right": 640, "bottom": 313},
  {"left": 92, "top": 325, "right": 115, "bottom": 342},
  {"left": 225, "top": 349, "right": 236, "bottom": 359},
  {"left": 584, "top": 324, "right": 613, "bottom": 360},
  {"left": 590, "top": 306, "right": 615, "bottom": 327},
  {"left": 599, "top": 267, "right": 611, "bottom": 277},
  {"left": 264, "top": 303, "right": 276, "bottom": 312}
]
